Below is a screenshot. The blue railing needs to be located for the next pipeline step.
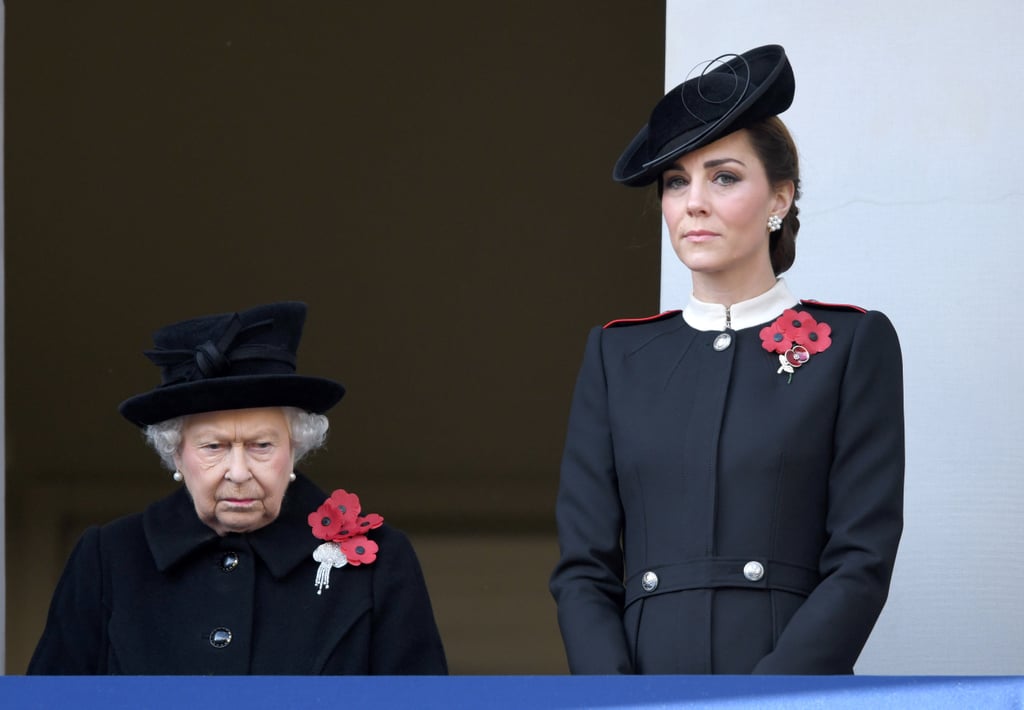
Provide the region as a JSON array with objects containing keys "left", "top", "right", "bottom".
[{"left": 3, "top": 674, "right": 1023, "bottom": 709}]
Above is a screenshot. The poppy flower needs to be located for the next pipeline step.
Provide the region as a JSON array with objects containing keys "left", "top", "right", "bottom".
[
  {"left": 800, "top": 319, "right": 832, "bottom": 354},
  {"left": 778, "top": 309, "right": 817, "bottom": 340},
  {"left": 308, "top": 501, "right": 344, "bottom": 541},
  {"left": 785, "top": 346, "right": 810, "bottom": 368},
  {"left": 328, "top": 489, "right": 362, "bottom": 521},
  {"left": 340, "top": 536, "right": 379, "bottom": 566},
  {"left": 323, "top": 489, "right": 362, "bottom": 537},
  {"left": 355, "top": 512, "right": 384, "bottom": 533},
  {"left": 759, "top": 319, "right": 792, "bottom": 353}
]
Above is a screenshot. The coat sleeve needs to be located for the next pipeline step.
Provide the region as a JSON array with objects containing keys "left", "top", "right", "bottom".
[
  {"left": 27, "top": 526, "right": 108, "bottom": 674},
  {"left": 549, "top": 326, "right": 633, "bottom": 674},
  {"left": 753, "top": 310, "right": 905, "bottom": 673},
  {"left": 368, "top": 527, "right": 448, "bottom": 674}
]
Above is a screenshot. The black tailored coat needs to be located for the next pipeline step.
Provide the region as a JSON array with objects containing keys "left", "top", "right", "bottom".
[
  {"left": 28, "top": 473, "right": 447, "bottom": 675},
  {"left": 550, "top": 303, "right": 904, "bottom": 674}
]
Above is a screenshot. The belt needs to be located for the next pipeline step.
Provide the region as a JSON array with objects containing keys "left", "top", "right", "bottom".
[{"left": 624, "top": 557, "right": 820, "bottom": 608}]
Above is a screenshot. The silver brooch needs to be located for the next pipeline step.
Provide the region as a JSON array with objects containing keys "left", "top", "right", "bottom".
[{"left": 312, "top": 541, "right": 348, "bottom": 595}]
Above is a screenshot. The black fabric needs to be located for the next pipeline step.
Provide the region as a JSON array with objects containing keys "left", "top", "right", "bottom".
[
  {"left": 613, "top": 44, "right": 794, "bottom": 187},
  {"left": 28, "top": 474, "right": 448, "bottom": 675},
  {"left": 550, "top": 305, "right": 904, "bottom": 675},
  {"left": 118, "top": 302, "right": 345, "bottom": 426}
]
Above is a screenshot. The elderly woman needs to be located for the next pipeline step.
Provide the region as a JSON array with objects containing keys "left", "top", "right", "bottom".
[
  {"left": 550, "top": 45, "right": 904, "bottom": 674},
  {"left": 28, "top": 302, "right": 448, "bottom": 674}
]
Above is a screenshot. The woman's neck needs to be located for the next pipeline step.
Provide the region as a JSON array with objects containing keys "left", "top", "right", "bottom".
[{"left": 690, "top": 268, "right": 778, "bottom": 308}]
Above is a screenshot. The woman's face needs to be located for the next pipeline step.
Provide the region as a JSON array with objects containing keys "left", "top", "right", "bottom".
[
  {"left": 174, "top": 407, "right": 294, "bottom": 536},
  {"left": 660, "top": 129, "right": 793, "bottom": 290}
]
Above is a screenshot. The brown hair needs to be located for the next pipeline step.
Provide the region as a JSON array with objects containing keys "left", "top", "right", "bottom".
[{"left": 745, "top": 116, "right": 801, "bottom": 275}]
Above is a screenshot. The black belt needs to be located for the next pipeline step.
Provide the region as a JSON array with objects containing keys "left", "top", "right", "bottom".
[{"left": 624, "top": 557, "right": 820, "bottom": 608}]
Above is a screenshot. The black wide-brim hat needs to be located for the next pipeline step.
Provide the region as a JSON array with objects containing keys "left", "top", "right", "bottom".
[
  {"left": 119, "top": 301, "right": 345, "bottom": 426},
  {"left": 613, "top": 44, "right": 794, "bottom": 187}
]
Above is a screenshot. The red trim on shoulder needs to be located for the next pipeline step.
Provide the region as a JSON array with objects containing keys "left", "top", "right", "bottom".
[
  {"left": 603, "top": 310, "right": 682, "bottom": 329},
  {"left": 800, "top": 299, "right": 867, "bottom": 313}
]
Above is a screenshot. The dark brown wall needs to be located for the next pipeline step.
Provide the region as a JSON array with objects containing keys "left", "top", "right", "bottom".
[{"left": 5, "top": 1, "right": 664, "bottom": 673}]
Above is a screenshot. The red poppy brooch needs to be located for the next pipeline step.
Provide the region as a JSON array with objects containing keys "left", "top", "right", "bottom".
[
  {"left": 759, "top": 309, "right": 832, "bottom": 383},
  {"left": 307, "top": 489, "right": 384, "bottom": 595}
]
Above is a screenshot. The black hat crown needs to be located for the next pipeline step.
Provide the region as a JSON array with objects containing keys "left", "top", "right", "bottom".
[
  {"left": 119, "top": 302, "right": 345, "bottom": 426},
  {"left": 613, "top": 45, "right": 794, "bottom": 187},
  {"left": 146, "top": 303, "right": 303, "bottom": 385}
]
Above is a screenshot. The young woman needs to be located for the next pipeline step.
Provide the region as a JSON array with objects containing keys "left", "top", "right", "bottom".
[{"left": 550, "top": 45, "right": 904, "bottom": 675}]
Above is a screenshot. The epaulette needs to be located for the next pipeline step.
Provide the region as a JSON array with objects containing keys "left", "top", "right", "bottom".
[
  {"left": 603, "top": 310, "right": 682, "bottom": 329},
  {"left": 800, "top": 299, "right": 866, "bottom": 314}
]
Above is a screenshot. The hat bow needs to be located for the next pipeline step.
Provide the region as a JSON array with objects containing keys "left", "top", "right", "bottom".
[{"left": 144, "top": 314, "right": 296, "bottom": 385}]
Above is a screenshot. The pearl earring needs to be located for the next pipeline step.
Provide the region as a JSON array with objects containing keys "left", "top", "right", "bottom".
[
  {"left": 173, "top": 470, "right": 184, "bottom": 482},
  {"left": 289, "top": 472, "right": 297, "bottom": 482},
  {"left": 767, "top": 214, "right": 783, "bottom": 232}
]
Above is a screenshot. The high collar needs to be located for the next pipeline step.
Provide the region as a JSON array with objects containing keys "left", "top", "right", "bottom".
[
  {"left": 683, "top": 278, "right": 798, "bottom": 332},
  {"left": 143, "top": 472, "right": 327, "bottom": 579}
]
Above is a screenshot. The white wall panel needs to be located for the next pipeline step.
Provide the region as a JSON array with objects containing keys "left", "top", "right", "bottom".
[{"left": 662, "top": 1, "right": 1024, "bottom": 674}]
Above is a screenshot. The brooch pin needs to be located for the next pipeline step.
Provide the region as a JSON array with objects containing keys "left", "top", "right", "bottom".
[
  {"left": 307, "top": 489, "right": 383, "bottom": 595},
  {"left": 759, "top": 309, "right": 832, "bottom": 383}
]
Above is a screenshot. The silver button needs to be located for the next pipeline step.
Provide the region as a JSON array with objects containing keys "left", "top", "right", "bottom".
[
  {"left": 210, "top": 627, "right": 233, "bottom": 648},
  {"left": 713, "top": 333, "right": 732, "bottom": 351},
  {"left": 641, "top": 571, "right": 659, "bottom": 592},
  {"left": 743, "top": 561, "right": 765, "bottom": 582},
  {"left": 220, "top": 551, "right": 239, "bottom": 572}
]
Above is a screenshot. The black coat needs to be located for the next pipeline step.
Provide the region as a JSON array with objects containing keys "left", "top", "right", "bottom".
[
  {"left": 550, "top": 301, "right": 904, "bottom": 674},
  {"left": 28, "top": 474, "right": 448, "bottom": 674}
]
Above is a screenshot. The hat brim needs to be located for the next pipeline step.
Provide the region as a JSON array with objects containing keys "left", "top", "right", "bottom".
[
  {"left": 613, "top": 45, "right": 794, "bottom": 187},
  {"left": 118, "top": 374, "right": 346, "bottom": 427}
]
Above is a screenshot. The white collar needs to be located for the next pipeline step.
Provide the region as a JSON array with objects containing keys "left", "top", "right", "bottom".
[{"left": 683, "top": 278, "right": 798, "bottom": 332}]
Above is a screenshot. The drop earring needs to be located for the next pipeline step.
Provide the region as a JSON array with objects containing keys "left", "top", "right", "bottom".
[
  {"left": 289, "top": 472, "right": 297, "bottom": 482},
  {"left": 173, "top": 470, "right": 184, "bottom": 482},
  {"left": 767, "top": 214, "right": 783, "bottom": 232}
]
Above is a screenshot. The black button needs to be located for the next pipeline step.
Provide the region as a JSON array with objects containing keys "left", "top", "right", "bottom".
[
  {"left": 220, "top": 551, "right": 239, "bottom": 572},
  {"left": 210, "top": 627, "right": 232, "bottom": 648}
]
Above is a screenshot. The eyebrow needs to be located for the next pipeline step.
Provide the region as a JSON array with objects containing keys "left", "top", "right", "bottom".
[
  {"left": 187, "top": 427, "right": 285, "bottom": 441},
  {"left": 667, "top": 157, "right": 747, "bottom": 171},
  {"left": 704, "top": 157, "right": 746, "bottom": 169}
]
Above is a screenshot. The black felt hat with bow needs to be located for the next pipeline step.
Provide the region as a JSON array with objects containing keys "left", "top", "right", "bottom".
[
  {"left": 613, "top": 44, "right": 794, "bottom": 187},
  {"left": 118, "top": 302, "right": 345, "bottom": 426}
]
